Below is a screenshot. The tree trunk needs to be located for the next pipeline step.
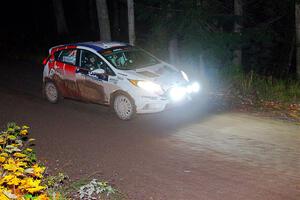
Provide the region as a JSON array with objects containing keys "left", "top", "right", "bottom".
[
  {"left": 96, "top": 0, "right": 111, "bottom": 41},
  {"left": 113, "top": 0, "right": 120, "bottom": 38},
  {"left": 88, "top": 0, "right": 97, "bottom": 31},
  {"left": 296, "top": 3, "right": 300, "bottom": 78},
  {"left": 233, "top": 0, "right": 243, "bottom": 66},
  {"left": 127, "top": 0, "right": 136, "bottom": 45},
  {"left": 52, "top": 0, "right": 68, "bottom": 35},
  {"left": 168, "top": 38, "right": 179, "bottom": 66}
]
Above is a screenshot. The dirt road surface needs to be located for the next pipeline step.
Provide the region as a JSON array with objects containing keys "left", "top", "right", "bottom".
[{"left": 0, "top": 61, "right": 299, "bottom": 199}]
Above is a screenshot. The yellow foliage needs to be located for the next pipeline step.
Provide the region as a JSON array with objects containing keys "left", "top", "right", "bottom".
[
  {"left": 20, "top": 129, "right": 28, "bottom": 136},
  {"left": 17, "top": 161, "right": 27, "bottom": 168},
  {"left": 11, "top": 143, "right": 19, "bottom": 147},
  {"left": 22, "top": 125, "right": 30, "bottom": 129},
  {"left": 3, "top": 161, "right": 24, "bottom": 173},
  {"left": 20, "top": 178, "right": 46, "bottom": 194},
  {"left": 37, "top": 194, "right": 50, "bottom": 200},
  {"left": 0, "top": 137, "right": 6, "bottom": 145},
  {"left": 0, "top": 157, "right": 5, "bottom": 163},
  {"left": 7, "top": 135, "right": 16, "bottom": 140},
  {"left": 0, "top": 124, "right": 51, "bottom": 199},
  {"left": 1, "top": 174, "right": 21, "bottom": 186},
  {"left": 13, "top": 153, "right": 27, "bottom": 158},
  {"left": 0, "top": 192, "right": 10, "bottom": 200},
  {"left": 0, "top": 153, "right": 8, "bottom": 157},
  {"left": 32, "top": 164, "right": 45, "bottom": 179}
]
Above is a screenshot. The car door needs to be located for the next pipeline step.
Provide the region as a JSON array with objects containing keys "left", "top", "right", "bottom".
[
  {"left": 53, "top": 49, "right": 80, "bottom": 99},
  {"left": 76, "top": 49, "right": 117, "bottom": 104}
]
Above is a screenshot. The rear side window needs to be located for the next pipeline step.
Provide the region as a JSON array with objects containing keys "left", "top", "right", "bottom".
[{"left": 54, "top": 49, "right": 77, "bottom": 65}]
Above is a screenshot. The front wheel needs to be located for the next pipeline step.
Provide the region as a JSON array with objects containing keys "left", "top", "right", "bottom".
[{"left": 113, "top": 93, "right": 136, "bottom": 120}]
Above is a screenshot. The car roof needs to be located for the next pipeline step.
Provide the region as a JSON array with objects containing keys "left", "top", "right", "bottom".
[
  {"left": 50, "top": 41, "right": 131, "bottom": 54},
  {"left": 77, "top": 41, "right": 129, "bottom": 51}
]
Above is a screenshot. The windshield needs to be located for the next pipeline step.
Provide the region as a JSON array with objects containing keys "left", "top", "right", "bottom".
[{"left": 100, "top": 48, "right": 160, "bottom": 70}]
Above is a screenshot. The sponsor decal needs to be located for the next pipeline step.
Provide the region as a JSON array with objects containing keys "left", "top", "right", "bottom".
[
  {"left": 117, "top": 76, "right": 124, "bottom": 80},
  {"left": 87, "top": 72, "right": 100, "bottom": 80},
  {"left": 49, "top": 68, "right": 56, "bottom": 77},
  {"left": 108, "top": 77, "right": 118, "bottom": 84},
  {"left": 117, "top": 73, "right": 128, "bottom": 77}
]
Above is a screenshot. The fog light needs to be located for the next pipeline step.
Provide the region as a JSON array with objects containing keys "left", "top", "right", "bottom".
[
  {"left": 186, "top": 85, "right": 193, "bottom": 94},
  {"left": 170, "top": 87, "right": 186, "bottom": 102},
  {"left": 191, "top": 82, "right": 200, "bottom": 93}
]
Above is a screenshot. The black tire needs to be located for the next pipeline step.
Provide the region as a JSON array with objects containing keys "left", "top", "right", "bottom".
[
  {"left": 44, "top": 81, "right": 61, "bottom": 103},
  {"left": 112, "top": 92, "right": 136, "bottom": 120}
]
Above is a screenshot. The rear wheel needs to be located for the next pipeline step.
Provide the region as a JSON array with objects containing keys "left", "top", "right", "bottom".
[
  {"left": 44, "top": 82, "right": 60, "bottom": 103},
  {"left": 113, "top": 93, "right": 136, "bottom": 120}
]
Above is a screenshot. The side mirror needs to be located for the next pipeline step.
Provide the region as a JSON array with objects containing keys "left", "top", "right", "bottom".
[{"left": 91, "top": 68, "right": 105, "bottom": 75}]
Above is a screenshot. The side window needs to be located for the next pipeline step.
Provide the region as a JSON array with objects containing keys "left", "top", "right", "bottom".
[
  {"left": 55, "top": 49, "right": 77, "bottom": 65},
  {"left": 80, "top": 50, "right": 115, "bottom": 75},
  {"left": 54, "top": 51, "right": 60, "bottom": 60}
]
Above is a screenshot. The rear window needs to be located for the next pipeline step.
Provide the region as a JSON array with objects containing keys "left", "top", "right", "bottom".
[{"left": 54, "top": 49, "right": 77, "bottom": 65}]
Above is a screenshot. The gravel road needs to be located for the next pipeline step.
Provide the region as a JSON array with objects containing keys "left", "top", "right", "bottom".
[{"left": 0, "top": 60, "right": 299, "bottom": 199}]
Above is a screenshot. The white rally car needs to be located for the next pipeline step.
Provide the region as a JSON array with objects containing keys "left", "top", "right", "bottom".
[{"left": 43, "top": 41, "right": 200, "bottom": 120}]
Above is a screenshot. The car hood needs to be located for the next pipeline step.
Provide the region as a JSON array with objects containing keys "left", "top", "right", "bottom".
[{"left": 123, "top": 63, "right": 187, "bottom": 90}]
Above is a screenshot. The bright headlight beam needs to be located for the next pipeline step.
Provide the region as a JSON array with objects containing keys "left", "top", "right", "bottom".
[
  {"left": 191, "top": 82, "right": 200, "bottom": 93},
  {"left": 170, "top": 87, "right": 187, "bottom": 102},
  {"left": 186, "top": 82, "right": 200, "bottom": 93},
  {"left": 136, "top": 81, "right": 163, "bottom": 94}
]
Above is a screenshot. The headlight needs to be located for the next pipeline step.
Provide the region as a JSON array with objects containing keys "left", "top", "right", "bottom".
[
  {"left": 180, "top": 70, "right": 189, "bottom": 82},
  {"left": 191, "top": 82, "right": 200, "bottom": 93},
  {"left": 129, "top": 79, "right": 163, "bottom": 94},
  {"left": 186, "top": 82, "right": 201, "bottom": 93},
  {"left": 170, "top": 87, "right": 187, "bottom": 102}
]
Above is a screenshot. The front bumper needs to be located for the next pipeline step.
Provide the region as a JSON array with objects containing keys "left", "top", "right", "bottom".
[
  {"left": 136, "top": 96, "right": 169, "bottom": 113},
  {"left": 133, "top": 82, "right": 200, "bottom": 114}
]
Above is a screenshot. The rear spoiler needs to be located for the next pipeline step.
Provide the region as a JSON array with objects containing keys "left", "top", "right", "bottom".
[
  {"left": 49, "top": 44, "right": 77, "bottom": 55},
  {"left": 48, "top": 45, "right": 65, "bottom": 54}
]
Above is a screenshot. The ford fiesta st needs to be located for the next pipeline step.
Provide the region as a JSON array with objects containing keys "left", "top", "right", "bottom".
[{"left": 42, "top": 41, "right": 200, "bottom": 120}]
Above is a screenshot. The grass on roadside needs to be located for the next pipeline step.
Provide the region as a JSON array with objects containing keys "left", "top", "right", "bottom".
[
  {"left": 216, "top": 65, "right": 300, "bottom": 103},
  {"left": 208, "top": 65, "right": 300, "bottom": 121}
]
